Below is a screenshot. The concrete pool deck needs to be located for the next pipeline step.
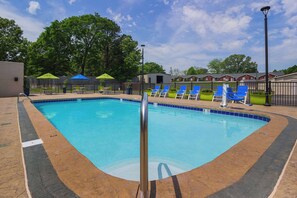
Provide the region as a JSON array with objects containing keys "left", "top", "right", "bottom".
[{"left": 1, "top": 93, "right": 297, "bottom": 197}]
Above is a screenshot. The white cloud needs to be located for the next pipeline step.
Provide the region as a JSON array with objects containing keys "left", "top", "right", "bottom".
[
  {"left": 181, "top": 5, "right": 251, "bottom": 37},
  {"left": 106, "top": 8, "right": 136, "bottom": 27},
  {"left": 46, "top": 0, "right": 67, "bottom": 21},
  {"left": 0, "top": 1, "right": 44, "bottom": 41},
  {"left": 145, "top": 42, "right": 215, "bottom": 72},
  {"left": 282, "top": 0, "right": 297, "bottom": 16},
  {"left": 163, "top": 0, "right": 169, "bottom": 5},
  {"left": 68, "top": 0, "right": 76, "bottom": 5},
  {"left": 221, "top": 40, "right": 247, "bottom": 51},
  {"left": 27, "top": 1, "right": 40, "bottom": 15}
]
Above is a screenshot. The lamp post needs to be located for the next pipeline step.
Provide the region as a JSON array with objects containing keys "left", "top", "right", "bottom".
[
  {"left": 261, "top": 6, "right": 271, "bottom": 106},
  {"left": 141, "top": 44, "right": 145, "bottom": 96}
]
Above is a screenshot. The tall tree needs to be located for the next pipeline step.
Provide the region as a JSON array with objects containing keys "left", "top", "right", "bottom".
[
  {"left": 186, "top": 66, "right": 208, "bottom": 75},
  {"left": 112, "top": 35, "right": 141, "bottom": 81},
  {"left": 0, "top": 17, "right": 29, "bottom": 62},
  {"left": 283, "top": 65, "right": 297, "bottom": 74},
  {"left": 207, "top": 59, "right": 225, "bottom": 74},
  {"left": 27, "top": 13, "right": 140, "bottom": 80},
  {"left": 196, "top": 67, "right": 208, "bottom": 74},
  {"left": 141, "top": 62, "right": 166, "bottom": 74},
  {"left": 223, "top": 54, "right": 257, "bottom": 73},
  {"left": 186, "top": 66, "right": 197, "bottom": 75}
]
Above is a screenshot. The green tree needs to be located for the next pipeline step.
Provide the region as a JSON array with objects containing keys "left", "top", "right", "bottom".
[
  {"left": 186, "top": 66, "right": 208, "bottom": 75},
  {"left": 196, "top": 67, "right": 208, "bottom": 74},
  {"left": 207, "top": 59, "right": 225, "bottom": 74},
  {"left": 283, "top": 65, "right": 297, "bottom": 74},
  {"left": 141, "top": 62, "right": 165, "bottom": 74},
  {"left": 0, "top": 17, "right": 30, "bottom": 62},
  {"left": 186, "top": 66, "right": 197, "bottom": 75},
  {"left": 223, "top": 54, "right": 257, "bottom": 73},
  {"left": 27, "top": 13, "right": 140, "bottom": 79},
  {"left": 111, "top": 35, "right": 141, "bottom": 82}
]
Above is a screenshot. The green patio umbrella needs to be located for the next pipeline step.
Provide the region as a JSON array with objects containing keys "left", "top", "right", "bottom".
[
  {"left": 37, "top": 73, "right": 59, "bottom": 79},
  {"left": 96, "top": 73, "right": 115, "bottom": 89},
  {"left": 37, "top": 73, "right": 59, "bottom": 89},
  {"left": 96, "top": 73, "right": 114, "bottom": 80}
]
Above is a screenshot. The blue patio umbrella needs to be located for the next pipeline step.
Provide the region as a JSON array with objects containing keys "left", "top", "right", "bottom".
[{"left": 70, "top": 74, "right": 89, "bottom": 80}]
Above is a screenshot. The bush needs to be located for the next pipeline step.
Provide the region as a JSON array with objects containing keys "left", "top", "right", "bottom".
[
  {"left": 98, "top": 85, "right": 104, "bottom": 90},
  {"left": 201, "top": 89, "right": 213, "bottom": 94},
  {"left": 169, "top": 88, "right": 177, "bottom": 92},
  {"left": 250, "top": 90, "right": 273, "bottom": 96}
]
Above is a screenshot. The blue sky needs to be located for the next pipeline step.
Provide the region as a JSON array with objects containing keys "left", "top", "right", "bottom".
[{"left": 1, "top": 0, "right": 296, "bottom": 73}]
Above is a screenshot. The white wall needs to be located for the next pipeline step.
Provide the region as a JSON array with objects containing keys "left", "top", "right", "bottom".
[
  {"left": 144, "top": 73, "right": 172, "bottom": 84},
  {"left": 0, "top": 61, "right": 24, "bottom": 97}
]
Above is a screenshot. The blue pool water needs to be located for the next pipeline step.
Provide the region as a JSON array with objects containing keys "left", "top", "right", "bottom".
[{"left": 34, "top": 98, "right": 267, "bottom": 181}]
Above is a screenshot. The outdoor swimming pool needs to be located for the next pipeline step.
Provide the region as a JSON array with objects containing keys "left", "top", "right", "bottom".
[{"left": 34, "top": 98, "right": 268, "bottom": 181}]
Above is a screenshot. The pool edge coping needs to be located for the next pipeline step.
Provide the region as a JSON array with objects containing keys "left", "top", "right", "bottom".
[{"left": 21, "top": 95, "right": 290, "bottom": 197}]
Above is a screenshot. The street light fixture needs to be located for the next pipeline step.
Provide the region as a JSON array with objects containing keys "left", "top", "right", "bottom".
[
  {"left": 141, "top": 44, "right": 145, "bottom": 96},
  {"left": 261, "top": 6, "right": 271, "bottom": 106}
]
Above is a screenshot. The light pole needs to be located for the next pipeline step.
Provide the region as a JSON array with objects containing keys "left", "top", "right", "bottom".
[
  {"left": 141, "top": 44, "right": 145, "bottom": 96},
  {"left": 261, "top": 6, "right": 271, "bottom": 106}
]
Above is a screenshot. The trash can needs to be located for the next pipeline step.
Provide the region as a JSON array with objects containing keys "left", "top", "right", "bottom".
[{"left": 126, "top": 87, "right": 132, "bottom": 94}]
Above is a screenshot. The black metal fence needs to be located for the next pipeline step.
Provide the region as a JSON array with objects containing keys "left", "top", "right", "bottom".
[
  {"left": 27, "top": 77, "right": 297, "bottom": 106},
  {"left": 149, "top": 81, "right": 297, "bottom": 106},
  {"left": 243, "top": 81, "right": 297, "bottom": 106}
]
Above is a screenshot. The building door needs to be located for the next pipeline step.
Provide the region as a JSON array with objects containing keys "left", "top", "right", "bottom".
[{"left": 156, "top": 76, "right": 163, "bottom": 83}]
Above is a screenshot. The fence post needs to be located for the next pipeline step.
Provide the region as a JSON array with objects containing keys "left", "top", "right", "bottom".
[{"left": 211, "top": 81, "right": 213, "bottom": 91}]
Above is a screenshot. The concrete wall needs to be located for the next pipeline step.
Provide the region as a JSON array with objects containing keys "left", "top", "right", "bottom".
[
  {"left": 143, "top": 73, "right": 172, "bottom": 84},
  {"left": 0, "top": 61, "right": 24, "bottom": 97}
]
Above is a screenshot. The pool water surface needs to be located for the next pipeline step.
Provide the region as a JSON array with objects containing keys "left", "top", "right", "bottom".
[{"left": 34, "top": 98, "right": 268, "bottom": 181}]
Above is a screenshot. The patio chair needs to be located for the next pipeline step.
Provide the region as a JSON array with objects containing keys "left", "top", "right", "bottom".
[
  {"left": 175, "top": 85, "right": 187, "bottom": 99},
  {"left": 73, "top": 86, "right": 84, "bottom": 94},
  {"left": 159, "top": 85, "right": 170, "bottom": 98},
  {"left": 226, "top": 87, "right": 246, "bottom": 104},
  {"left": 150, "top": 85, "right": 160, "bottom": 97},
  {"left": 212, "top": 86, "right": 223, "bottom": 102},
  {"left": 234, "top": 85, "right": 248, "bottom": 104},
  {"left": 188, "top": 85, "right": 200, "bottom": 100},
  {"left": 43, "top": 88, "right": 53, "bottom": 95}
]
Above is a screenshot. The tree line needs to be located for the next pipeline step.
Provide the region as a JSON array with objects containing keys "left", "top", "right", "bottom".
[
  {"left": 1, "top": 14, "right": 143, "bottom": 82},
  {"left": 1, "top": 15, "right": 296, "bottom": 81}
]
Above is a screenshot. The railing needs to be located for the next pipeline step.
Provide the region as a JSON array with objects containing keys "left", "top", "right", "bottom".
[
  {"left": 140, "top": 93, "right": 148, "bottom": 198},
  {"left": 17, "top": 93, "right": 32, "bottom": 103},
  {"left": 26, "top": 79, "right": 297, "bottom": 106},
  {"left": 244, "top": 81, "right": 297, "bottom": 106}
]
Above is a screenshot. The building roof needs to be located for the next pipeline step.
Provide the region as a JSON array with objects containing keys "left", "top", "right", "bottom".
[{"left": 175, "top": 72, "right": 284, "bottom": 79}]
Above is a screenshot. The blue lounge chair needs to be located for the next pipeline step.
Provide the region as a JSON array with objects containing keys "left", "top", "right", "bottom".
[
  {"left": 212, "top": 86, "right": 223, "bottom": 102},
  {"left": 188, "top": 85, "right": 200, "bottom": 100},
  {"left": 175, "top": 85, "right": 187, "bottom": 99},
  {"left": 150, "top": 85, "right": 160, "bottom": 97},
  {"left": 159, "top": 85, "right": 170, "bottom": 98},
  {"left": 234, "top": 85, "right": 248, "bottom": 104},
  {"left": 226, "top": 87, "right": 246, "bottom": 104}
]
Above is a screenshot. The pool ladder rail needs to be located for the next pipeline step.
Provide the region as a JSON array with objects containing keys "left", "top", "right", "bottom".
[
  {"left": 140, "top": 92, "right": 149, "bottom": 198},
  {"left": 17, "top": 93, "right": 32, "bottom": 103}
]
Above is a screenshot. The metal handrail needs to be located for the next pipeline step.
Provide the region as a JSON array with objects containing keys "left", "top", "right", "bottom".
[
  {"left": 17, "top": 93, "right": 32, "bottom": 103},
  {"left": 140, "top": 92, "right": 148, "bottom": 198}
]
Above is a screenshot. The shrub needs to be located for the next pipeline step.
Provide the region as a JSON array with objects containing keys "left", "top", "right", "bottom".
[
  {"left": 201, "top": 89, "right": 213, "bottom": 94},
  {"left": 169, "top": 88, "right": 176, "bottom": 92},
  {"left": 250, "top": 90, "right": 273, "bottom": 96}
]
